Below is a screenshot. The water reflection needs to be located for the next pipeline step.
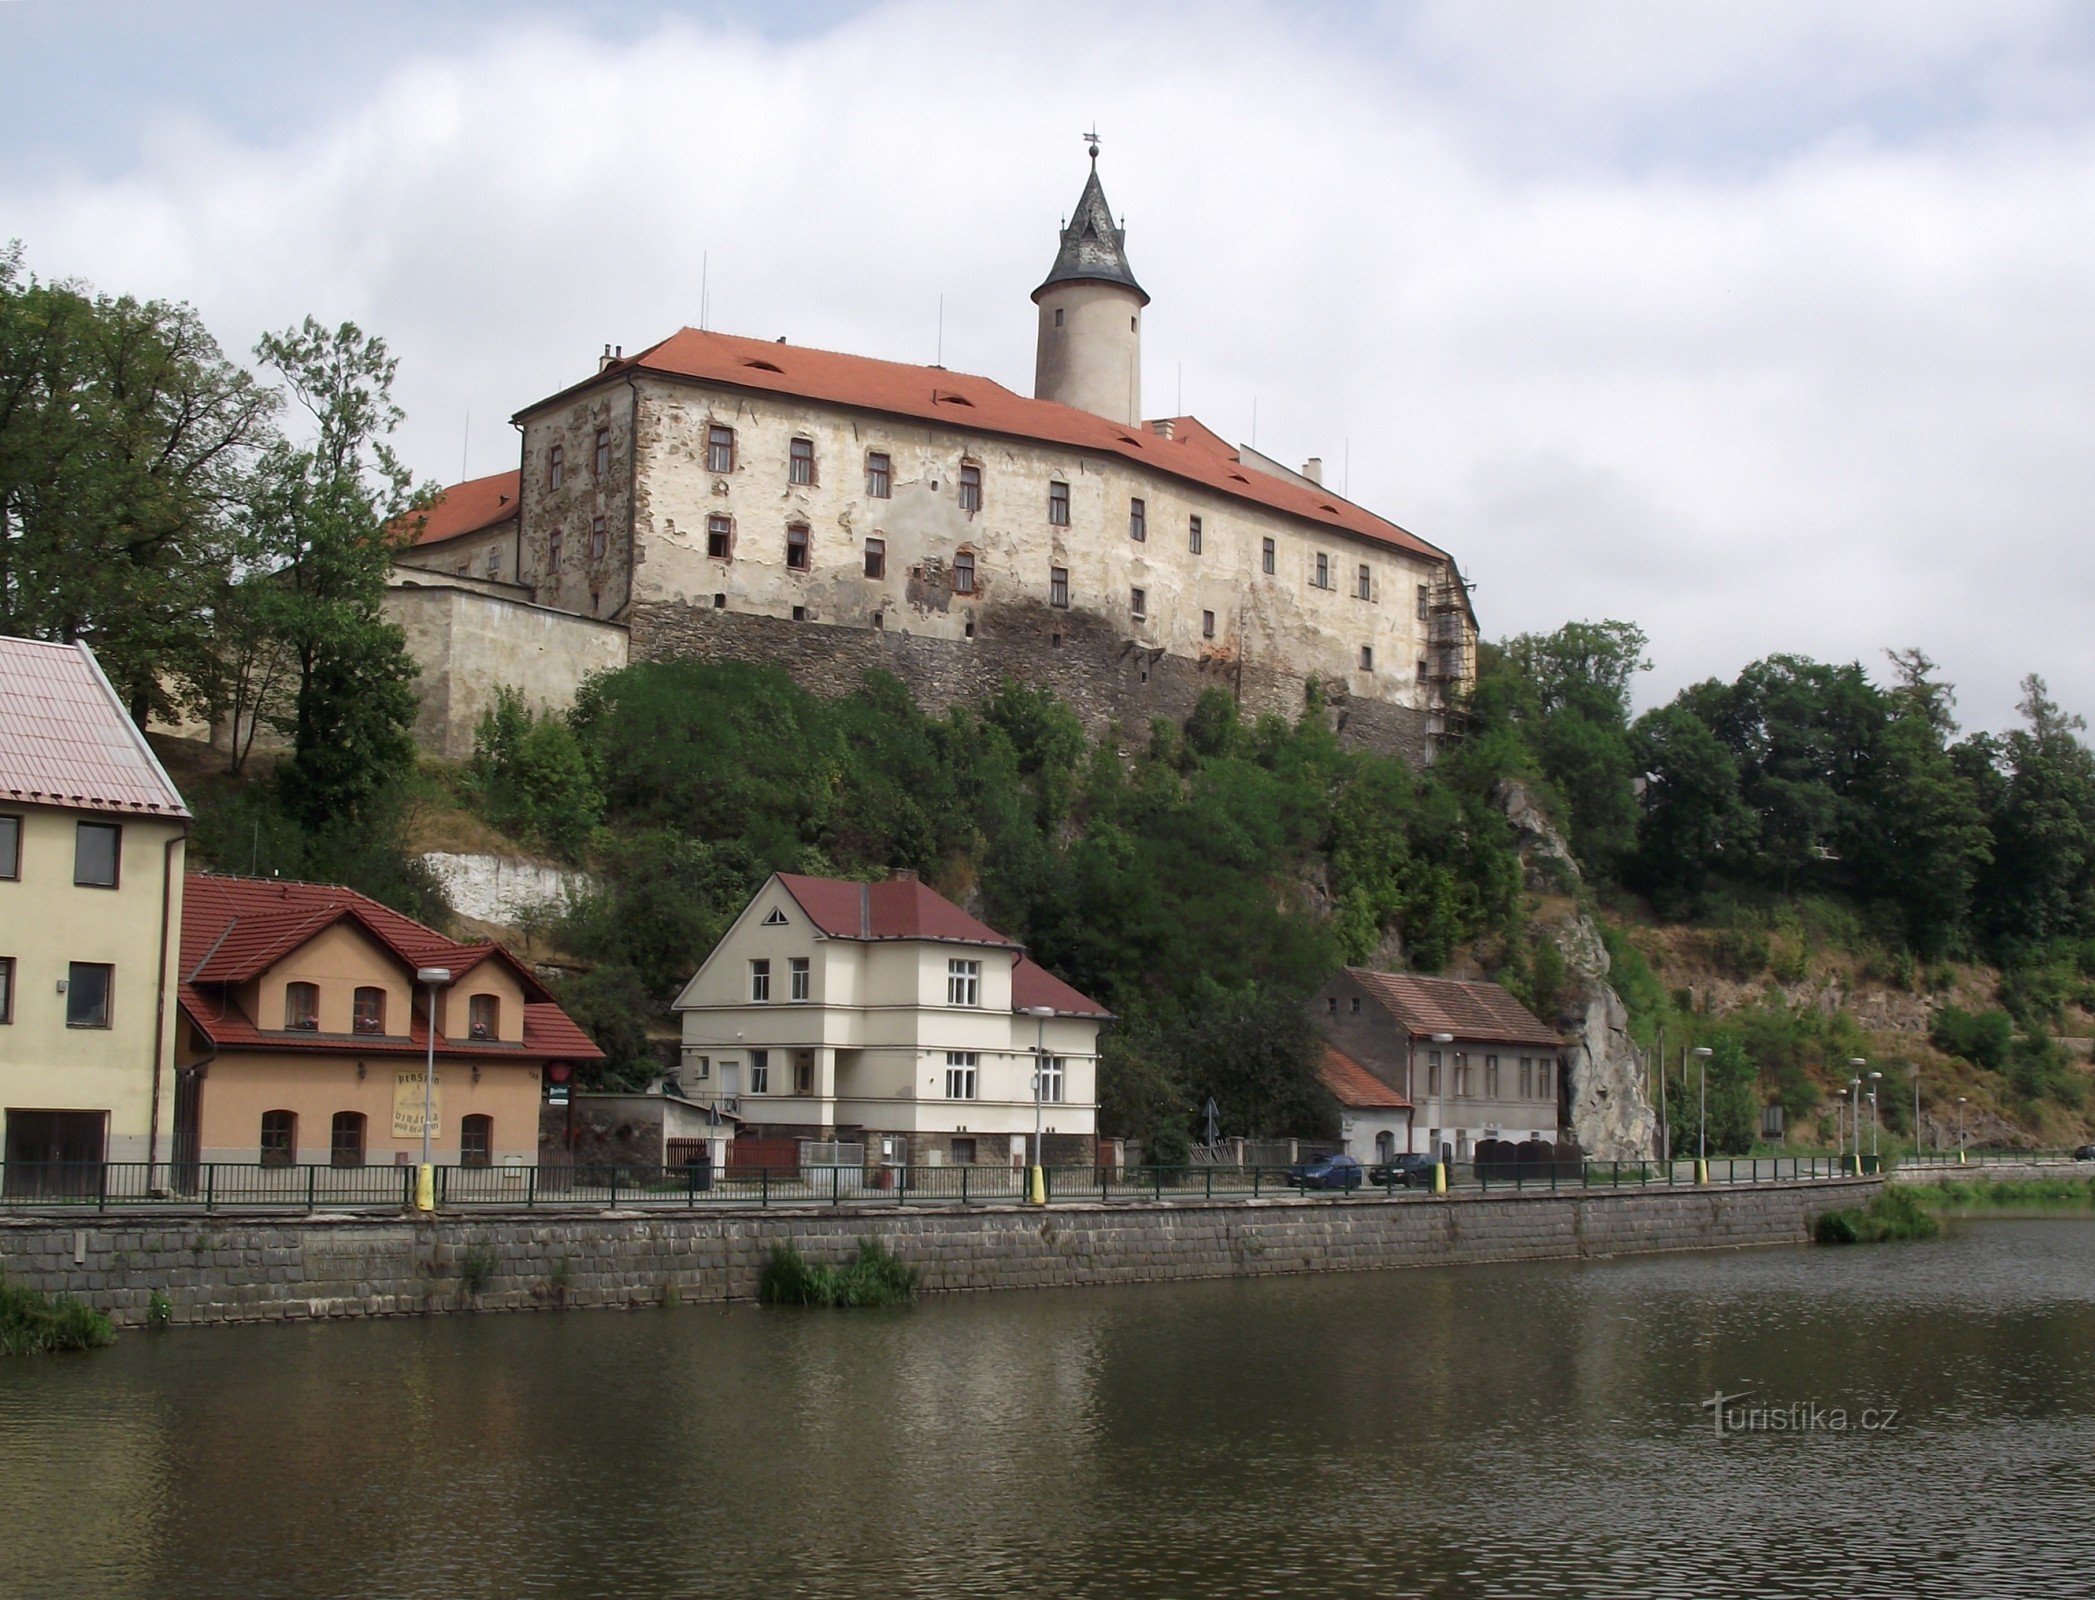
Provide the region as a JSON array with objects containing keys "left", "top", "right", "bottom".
[{"left": 3, "top": 1216, "right": 2091, "bottom": 1598}]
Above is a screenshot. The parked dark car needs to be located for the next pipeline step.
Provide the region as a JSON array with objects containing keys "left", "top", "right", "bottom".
[
  {"left": 1368, "top": 1152, "right": 1440, "bottom": 1188},
  {"left": 2074, "top": 1144, "right": 2095, "bottom": 1161},
  {"left": 1285, "top": 1153, "right": 1364, "bottom": 1191}
]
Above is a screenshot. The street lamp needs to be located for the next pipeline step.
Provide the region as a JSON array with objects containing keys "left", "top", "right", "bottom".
[
  {"left": 1847, "top": 1059, "right": 1866, "bottom": 1174},
  {"left": 1692, "top": 1047, "right": 1713, "bottom": 1181},
  {"left": 1957, "top": 1096, "right": 1969, "bottom": 1164},
  {"left": 1424, "top": 1032, "right": 1454, "bottom": 1191},
  {"left": 415, "top": 966, "right": 453, "bottom": 1211},
  {"left": 1022, "top": 1004, "right": 1055, "bottom": 1204},
  {"left": 1912, "top": 1065, "right": 1923, "bottom": 1155},
  {"left": 1867, "top": 1070, "right": 1884, "bottom": 1165}
]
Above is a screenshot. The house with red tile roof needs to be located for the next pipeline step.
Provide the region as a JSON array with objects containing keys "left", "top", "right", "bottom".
[
  {"left": 1316, "top": 967, "right": 1566, "bottom": 1165},
  {"left": 1, "top": 636, "right": 191, "bottom": 1191},
  {"left": 176, "top": 874, "right": 601, "bottom": 1167},
  {"left": 672, "top": 869, "right": 1108, "bottom": 1168},
  {"left": 378, "top": 152, "right": 1476, "bottom": 765}
]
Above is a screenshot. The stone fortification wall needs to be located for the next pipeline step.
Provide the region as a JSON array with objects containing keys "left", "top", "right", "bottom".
[
  {"left": 629, "top": 598, "right": 1431, "bottom": 761},
  {"left": 0, "top": 1177, "right": 1874, "bottom": 1328}
]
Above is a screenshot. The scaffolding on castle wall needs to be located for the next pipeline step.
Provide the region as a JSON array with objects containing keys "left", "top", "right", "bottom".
[{"left": 1421, "top": 574, "right": 1477, "bottom": 756}]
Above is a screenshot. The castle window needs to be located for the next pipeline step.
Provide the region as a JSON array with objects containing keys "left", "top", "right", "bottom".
[
  {"left": 873, "top": 612, "right": 884, "bottom": 629},
  {"left": 706, "top": 424, "right": 736, "bottom": 474},
  {"left": 1049, "top": 566, "right": 1069, "bottom": 608},
  {"left": 1417, "top": 584, "right": 1430, "bottom": 621},
  {"left": 1262, "top": 537, "right": 1276, "bottom": 575},
  {"left": 547, "top": 527, "right": 563, "bottom": 571},
  {"left": 1359, "top": 645, "right": 1374, "bottom": 671},
  {"left": 958, "top": 463, "right": 982, "bottom": 514},
  {"left": 707, "top": 514, "right": 734, "bottom": 560},
  {"left": 953, "top": 551, "right": 976, "bottom": 594},
  {"left": 548, "top": 444, "right": 564, "bottom": 488},
  {"left": 1130, "top": 315, "right": 1137, "bottom": 332},
  {"left": 1356, "top": 564, "right": 1371, "bottom": 600},
  {"left": 593, "top": 427, "right": 611, "bottom": 476},
  {"left": 715, "top": 593, "right": 727, "bottom": 608},
  {"left": 1315, "top": 552, "right": 1332, "bottom": 589},
  {"left": 1048, "top": 480, "right": 1070, "bottom": 525},
  {"left": 1188, "top": 515, "right": 1202, "bottom": 554},
  {"left": 484, "top": 546, "right": 500, "bottom": 579},
  {"left": 786, "top": 523, "right": 811, "bottom": 571},
  {"left": 591, "top": 588, "right": 602, "bottom": 615},
  {"left": 590, "top": 515, "right": 607, "bottom": 560},
  {"left": 863, "top": 537, "right": 885, "bottom": 579},
  {"left": 792, "top": 605, "right": 808, "bottom": 621},
  {"left": 1202, "top": 610, "right": 1216, "bottom": 639},
  {"left": 789, "top": 437, "right": 815, "bottom": 486},
  {"left": 1128, "top": 498, "right": 1146, "bottom": 542},
  {"left": 1053, "top": 307, "right": 1064, "bottom": 328},
  {"left": 1130, "top": 586, "right": 1147, "bottom": 621},
  {"left": 866, "top": 451, "right": 891, "bottom": 498}
]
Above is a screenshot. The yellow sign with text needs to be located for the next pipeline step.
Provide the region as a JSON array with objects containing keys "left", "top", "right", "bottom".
[{"left": 393, "top": 1068, "right": 442, "bottom": 1140}]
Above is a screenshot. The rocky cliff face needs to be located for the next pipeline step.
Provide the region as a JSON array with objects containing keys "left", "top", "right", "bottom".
[{"left": 1499, "top": 782, "right": 1659, "bottom": 1161}]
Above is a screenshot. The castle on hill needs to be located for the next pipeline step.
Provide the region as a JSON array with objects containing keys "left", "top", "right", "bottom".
[{"left": 387, "top": 149, "right": 1477, "bottom": 762}]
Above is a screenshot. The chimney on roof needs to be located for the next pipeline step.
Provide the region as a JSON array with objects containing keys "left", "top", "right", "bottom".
[
  {"left": 888, "top": 868, "right": 919, "bottom": 882},
  {"left": 599, "top": 343, "right": 614, "bottom": 373},
  {"left": 1151, "top": 419, "right": 1175, "bottom": 440},
  {"left": 1303, "top": 457, "right": 1324, "bottom": 485}
]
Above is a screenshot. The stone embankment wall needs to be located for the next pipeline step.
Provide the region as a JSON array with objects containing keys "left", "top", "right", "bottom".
[
  {"left": 0, "top": 1179, "right": 1874, "bottom": 1329},
  {"left": 1890, "top": 1161, "right": 2085, "bottom": 1185}
]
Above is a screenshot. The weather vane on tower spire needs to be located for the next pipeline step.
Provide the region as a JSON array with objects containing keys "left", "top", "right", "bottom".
[{"left": 1083, "top": 126, "right": 1101, "bottom": 164}]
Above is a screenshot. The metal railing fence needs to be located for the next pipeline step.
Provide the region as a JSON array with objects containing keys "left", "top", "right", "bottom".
[{"left": 0, "top": 1155, "right": 1872, "bottom": 1214}]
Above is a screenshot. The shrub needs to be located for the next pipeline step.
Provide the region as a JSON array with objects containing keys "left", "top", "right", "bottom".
[
  {"left": 1930, "top": 1006, "right": 2013, "bottom": 1072},
  {"left": 1813, "top": 1186, "right": 1941, "bottom": 1245},
  {"left": 759, "top": 1239, "right": 917, "bottom": 1308},
  {"left": 0, "top": 1276, "right": 116, "bottom": 1355}
]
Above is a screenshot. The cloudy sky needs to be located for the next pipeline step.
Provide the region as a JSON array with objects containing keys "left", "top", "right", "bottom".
[{"left": 6, "top": 0, "right": 2093, "bottom": 728}]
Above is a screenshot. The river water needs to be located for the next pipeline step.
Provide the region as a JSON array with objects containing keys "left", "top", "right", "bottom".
[{"left": 4, "top": 1215, "right": 2092, "bottom": 1599}]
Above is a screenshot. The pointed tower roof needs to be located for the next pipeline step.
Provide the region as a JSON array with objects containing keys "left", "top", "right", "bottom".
[{"left": 1032, "top": 152, "right": 1148, "bottom": 306}]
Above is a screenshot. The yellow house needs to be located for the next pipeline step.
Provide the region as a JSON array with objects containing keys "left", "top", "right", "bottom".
[
  {"left": 0, "top": 636, "right": 191, "bottom": 1190},
  {"left": 177, "top": 874, "right": 602, "bottom": 1167}
]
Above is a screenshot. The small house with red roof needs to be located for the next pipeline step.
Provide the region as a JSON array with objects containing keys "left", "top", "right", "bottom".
[
  {"left": 673, "top": 869, "right": 1109, "bottom": 1168},
  {"left": 176, "top": 874, "right": 601, "bottom": 1167},
  {"left": 1316, "top": 967, "right": 1566, "bottom": 1165}
]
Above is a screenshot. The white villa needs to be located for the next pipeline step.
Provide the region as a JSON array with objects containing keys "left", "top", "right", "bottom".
[{"left": 672, "top": 870, "right": 1109, "bottom": 1168}]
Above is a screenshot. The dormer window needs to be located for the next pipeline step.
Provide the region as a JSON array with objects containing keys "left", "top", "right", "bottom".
[
  {"left": 284, "top": 982, "right": 319, "bottom": 1031},
  {"left": 468, "top": 994, "right": 499, "bottom": 1040},
  {"left": 353, "top": 986, "right": 386, "bottom": 1035}
]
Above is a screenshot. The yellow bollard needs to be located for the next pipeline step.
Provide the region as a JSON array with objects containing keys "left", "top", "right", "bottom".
[
  {"left": 416, "top": 1163, "right": 435, "bottom": 1213},
  {"left": 1432, "top": 1161, "right": 1447, "bottom": 1195},
  {"left": 1028, "top": 1164, "right": 1046, "bottom": 1206},
  {"left": 1694, "top": 1158, "right": 1709, "bottom": 1185}
]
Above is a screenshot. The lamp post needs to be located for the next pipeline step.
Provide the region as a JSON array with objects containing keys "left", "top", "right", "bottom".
[
  {"left": 1867, "top": 1070, "right": 1883, "bottom": 1167},
  {"left": 415, "top": 966, "right": 452, "bottom": 1212},
  {"left": 1426, "top": 1031, "right": 1454, "bottom": 1192},
  {"left": 1022, "top": 1005, "right": 1055, "bottom": 1204},
  {"left": 1692, "top": 1047, "right": 1713, "bottom": 1183},
  {"left": 1846, "top": 1059, "right": 1866, "bottom": 1174},
  {"left": 1912, "top": 1065, "right": 1923, "bottom": 1156},
  {"left": 1957, "top": 1096, "right": 1968, "bottom": 1164}
]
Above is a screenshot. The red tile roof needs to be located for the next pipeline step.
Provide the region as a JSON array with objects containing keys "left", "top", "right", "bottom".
[
  {"left": 1014, "top": 957, "right": 1112, "bottom": 1020},
  {"left": 769, "top": 872, "right": 1109, "bottom": 1017},
  {"left": 179, "top": 874, "right": 602, "bottom": 1063},
  {"left": 777, "top": 871, "right": 1018, "bottom": 948},
  {"left": 394, "top": 469, "right": 521, "bottom": 549},
  {"left": 1320, "top": 1044, "right": 1411, "bottom": 1110},
  {"left": 0, "top": 636, "right": 191, "bottom": 818},
  {"left": 1348, "top": 969, "right": 1564, "bottom": 1049},
  {"left": 530, "top": 329, "right": 1447, "bottom": 564}
]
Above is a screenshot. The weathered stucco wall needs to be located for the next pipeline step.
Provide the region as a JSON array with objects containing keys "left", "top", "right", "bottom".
[
  {"left": 0, "top": 1178, "right": 1876, "bottom": 1327},
  {"left": 384, "top": 583, "right": 628, "bottom": 760}
]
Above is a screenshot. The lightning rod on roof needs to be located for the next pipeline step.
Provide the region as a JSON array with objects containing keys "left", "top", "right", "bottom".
[
  {"left": 937, "top": 292, "right": 944, "bottom": 368},
  {"left": 701, "top": 251, "right": 709, "bottom": 331}
]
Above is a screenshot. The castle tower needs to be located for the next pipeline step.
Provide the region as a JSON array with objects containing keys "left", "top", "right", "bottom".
[{"left": 1032, "top": 139, "right": 1148, "bottom": 425}]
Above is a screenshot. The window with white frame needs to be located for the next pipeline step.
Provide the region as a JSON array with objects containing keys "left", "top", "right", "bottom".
[
  {"left": 947, "top": 958, "right": 980, "bottom": 1007},
  {"left": 1036, "top": 1055, "right": 1065, "bottom": 1104},
  {"left": 944, "top": 1052, "right": 979, "bottom": 1099},
  {"left": 1519, "top": 1057, "right": 1533, "bottom": 1098},
  {"left": 1485, "top": 1055, "right": 1500, "bottom": 1097},
  {"left": 789, "top": 956, "right": 810, "bottom": 1001},
  {"left": 749, "top": 1049, "right": 770, "bottom": 1094},
  {"left": 749, "top": 959, "right": 771, "bottom": 1002}
]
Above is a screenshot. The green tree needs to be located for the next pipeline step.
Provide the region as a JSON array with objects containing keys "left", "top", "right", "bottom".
[
  {"left": 0, "top": 244, "right": 277, "bottom": 721},
  {"left": 247, "top": 318, "right": 424, "bottom": 829},
  {"left": 1968, "top": 675, "right": 2095, "bottom": 949}
]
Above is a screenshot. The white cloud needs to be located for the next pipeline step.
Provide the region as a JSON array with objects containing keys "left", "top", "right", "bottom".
[{"left": 6, "top": 0, "right": 2094, "bottom": 729}]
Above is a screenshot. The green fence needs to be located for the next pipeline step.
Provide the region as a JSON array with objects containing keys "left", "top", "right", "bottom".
[{"left": 0, "top": 1155, "right": 1869, "bottom": 1214}]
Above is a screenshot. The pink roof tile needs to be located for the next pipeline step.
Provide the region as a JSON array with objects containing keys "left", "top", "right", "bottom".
[
  {"left": 392, "top": 469, "right": 522, "bottom": 548},
  {"left": 524, "top": 329, "right": 1448, "bottom": 564},
  {"left": 0, "top": 636, "right": 190, "bottom": 818},
  {"left": 1013, "top": 957, "right": 1112, "bottom": 1019},
  {"left": 1320, "top": 1044, "right": 1411, "bottom": 1110}
]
